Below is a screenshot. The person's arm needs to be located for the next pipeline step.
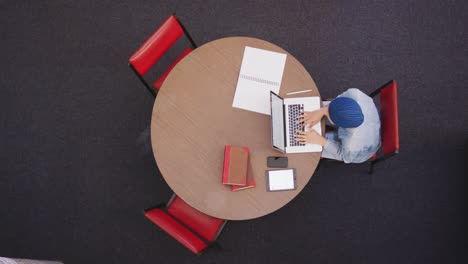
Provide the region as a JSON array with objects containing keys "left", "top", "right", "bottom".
[
  {"left": 322, "top": 138, "right": 369, "bottom": 163},
  {"left": 295, "top": 125, "right": 368, "bottom": 163},
  {"left": 297, "top": 105, "right": 330, "bottom": 128},
  {"left": 322, "top": 138, "right": 346, "bottom": 161}
]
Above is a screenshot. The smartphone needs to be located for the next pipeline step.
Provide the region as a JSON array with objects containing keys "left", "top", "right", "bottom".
[{"left": 267, "top": 156, "right": 288, "bottom": 168}]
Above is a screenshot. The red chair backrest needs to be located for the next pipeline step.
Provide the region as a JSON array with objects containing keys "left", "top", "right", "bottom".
[
  {"left": 379, "top": 81, "right": 400, "bottom": 155},
  {"left": 167, "top": 196, "right": 225, "bottom": 242},
  {"left": 129, "top": 15, "right": 184, "bottom": 76}
]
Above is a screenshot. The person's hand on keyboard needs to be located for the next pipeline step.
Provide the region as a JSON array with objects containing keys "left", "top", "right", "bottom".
[
  {"left": 296, "top": 107, "right": 326, "bottom": 129},
  {"left": 294, "top": 130, "right": 327, "bottom": 146}
]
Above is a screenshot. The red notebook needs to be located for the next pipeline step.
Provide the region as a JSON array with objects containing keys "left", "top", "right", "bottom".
[
  {"left": 231, "top": 172, "right": 255, "bottom": 191},
  {"left": 222, "top": 145, "right": 249, "bottom": 186}
]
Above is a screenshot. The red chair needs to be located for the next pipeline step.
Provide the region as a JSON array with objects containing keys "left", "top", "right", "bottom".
[
  {"left": 129, "top": 14, "right": 196, "bottom": 97},
  {"left": 368, "top": 80, "right": 400, "bottom": 173},
  {"left": 144, "top": 194, "right": 227, "bottom": 255}
]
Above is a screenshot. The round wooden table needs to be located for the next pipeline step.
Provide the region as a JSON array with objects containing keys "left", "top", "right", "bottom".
[{"left": 151, "top": 37, "right": 321, "bottom": 220}]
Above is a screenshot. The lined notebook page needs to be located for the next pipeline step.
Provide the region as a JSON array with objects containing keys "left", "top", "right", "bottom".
[{"left": 232, "top": 47, "right": 287, "bottom": 115}]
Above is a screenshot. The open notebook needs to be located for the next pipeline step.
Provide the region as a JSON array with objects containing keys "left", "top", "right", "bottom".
[{"left": 232, "top": 47, "right": 287, "bottom": 115}]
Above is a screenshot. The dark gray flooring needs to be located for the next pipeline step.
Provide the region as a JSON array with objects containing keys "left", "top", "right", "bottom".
[{"left": 1, "top": 0, "right": 467, "bottom": 263}]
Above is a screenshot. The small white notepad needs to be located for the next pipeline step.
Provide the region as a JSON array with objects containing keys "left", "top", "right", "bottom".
[{"left": 232, "top": 47, "right": 287, "bottom": 115}]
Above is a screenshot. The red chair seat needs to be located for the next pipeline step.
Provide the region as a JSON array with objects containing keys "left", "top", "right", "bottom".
[
  {"left": 167, "top": 196, "right": 225, "bottom": 241},
  {"left": 153, "top": 47, "right": 193, "bottom": 90},
  {"left": 144, "top": 208, "right": 208, "bottom": 254}
]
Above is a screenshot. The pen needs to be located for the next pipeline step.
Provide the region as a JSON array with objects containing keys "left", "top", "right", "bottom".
[{"left": 286, "top": 89, "right": 312, "bottom": 95}]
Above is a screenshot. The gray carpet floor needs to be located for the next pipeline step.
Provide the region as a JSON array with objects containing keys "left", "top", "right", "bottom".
[{"left": 1, "top": 0, "right": 466, "bottom": 263}]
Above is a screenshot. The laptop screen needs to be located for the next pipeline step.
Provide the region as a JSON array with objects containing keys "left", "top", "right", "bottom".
[{"left": 271, "top": 92, "right": 285, "bottom": 151}]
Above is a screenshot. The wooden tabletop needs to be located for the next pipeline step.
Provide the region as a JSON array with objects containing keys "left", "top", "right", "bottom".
[{"left": 151, "top": 37, "right": 321, "bottom": 220}]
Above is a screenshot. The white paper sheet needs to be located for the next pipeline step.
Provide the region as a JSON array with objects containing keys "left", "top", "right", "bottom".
[
  {"left": 232, "top": 47, "right": 287, "bottom": 115},
  {"left": 268, "top": 169, "right": 295, "bottom": 191}
]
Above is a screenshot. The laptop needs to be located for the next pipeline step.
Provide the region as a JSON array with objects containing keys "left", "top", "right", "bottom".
[{"left": 270, "top": 91, "right": 322, "bottom": 153}]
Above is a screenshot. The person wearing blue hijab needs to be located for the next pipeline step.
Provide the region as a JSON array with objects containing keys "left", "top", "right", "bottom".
[{"left": 295, "top": 88, "right": 381, "bottom": 163}]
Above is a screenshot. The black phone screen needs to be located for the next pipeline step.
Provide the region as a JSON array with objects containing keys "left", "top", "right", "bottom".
[{"left": 267, "top": 156, "right": 288, "bottom": 168}]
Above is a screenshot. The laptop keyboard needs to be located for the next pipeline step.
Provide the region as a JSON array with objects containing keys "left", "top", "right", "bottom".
[{"left": 288, "top": 104, "right": 305, "bottom": 146}]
